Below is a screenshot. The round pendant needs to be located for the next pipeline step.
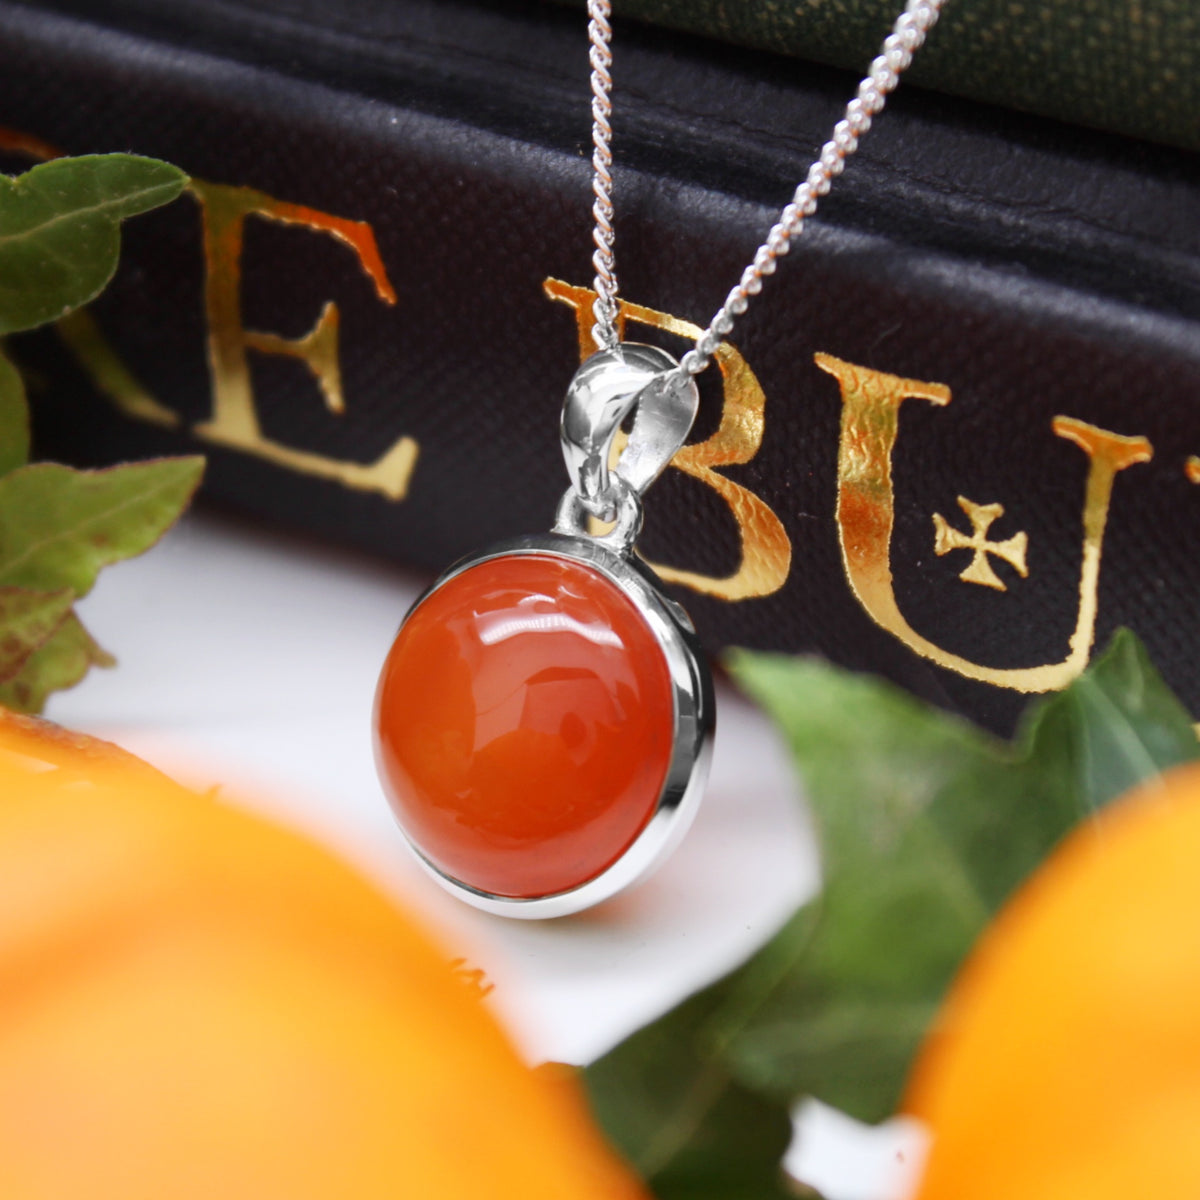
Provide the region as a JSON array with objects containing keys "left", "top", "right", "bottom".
[
  {"left": 374, "top": 531, "right": 713, "bottom": 918},
  {"left": 374, "top": 343, "right": 711, "bottom": 917}
]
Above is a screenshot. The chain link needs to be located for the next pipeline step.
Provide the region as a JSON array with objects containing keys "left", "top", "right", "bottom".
[
  {"left": 587, "top": 0, "right": 619, "bottom": 352},
  {"left": 586, "top": 0, "right": 946, "bottom": 382}
]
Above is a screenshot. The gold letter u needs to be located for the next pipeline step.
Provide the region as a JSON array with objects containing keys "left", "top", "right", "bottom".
[{"left": 819, "top": 352, "right": 1152, "bottom": 693}]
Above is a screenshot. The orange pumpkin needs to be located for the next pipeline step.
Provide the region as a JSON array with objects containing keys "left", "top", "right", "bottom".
[
  {"left": 906, "top": 761, "right": 1200, "bottom": 1200},
  {"left": 0, "top": 710, "right": 646, "bottom": 1200}
]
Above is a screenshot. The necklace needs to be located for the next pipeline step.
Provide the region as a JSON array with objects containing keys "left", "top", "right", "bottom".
[{"left": 373, "top": 0, "right": 945, "bottom": 918}]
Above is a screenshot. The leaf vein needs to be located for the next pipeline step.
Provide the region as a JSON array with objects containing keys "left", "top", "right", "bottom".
[
  {"left": 0, "top": 468, "right": 191, "bottom": 588},
  {"left": 0, "top": 183, "right": 181, "bottom": 247}
]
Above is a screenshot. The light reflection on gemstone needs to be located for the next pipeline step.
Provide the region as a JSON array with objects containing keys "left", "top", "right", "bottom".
[
  {"left": 476, "top": 610, "right": 624, "bottom": 648},
  {"left": 374, "top": 553, "right": 674, "bottom": 898}
]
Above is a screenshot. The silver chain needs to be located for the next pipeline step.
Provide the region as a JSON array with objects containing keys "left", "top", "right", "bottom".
[
  {"left": 587, "top": 0, "right": 619, "bottom": 351},
  {"left": 585, "top": 0, "right": 946, "bottom": 382}
]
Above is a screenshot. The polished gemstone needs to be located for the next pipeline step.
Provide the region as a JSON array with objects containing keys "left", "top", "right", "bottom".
[{"left": 373, "top": 553, "right": 675, "bottom": 899}]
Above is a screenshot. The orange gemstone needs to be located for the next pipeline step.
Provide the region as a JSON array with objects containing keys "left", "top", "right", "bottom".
[{"left": 373, "top": 553, "right": 675, "bottom": 899}]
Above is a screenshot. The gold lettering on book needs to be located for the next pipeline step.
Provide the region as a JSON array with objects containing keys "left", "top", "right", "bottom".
[
  {"left": 0, "top": 125, "right": 64, "bottom": 161},
  {"left": 932, "top": 497, "right": 1029, "bottom": 591},
  {"left": 0, "top": 127, "right": 417, "bottom": 500},
  {"left": 543, "top": 278, "right": 791, "bottom": 601},
  {"left": 55, "top": 309, "right": 182, "bottom": 428},
  {"left": 820, "top": 352, "right": 1153, "bottom": 692},
  {"left": 191, "top": 181, "right": 417, "bottom": 500}
]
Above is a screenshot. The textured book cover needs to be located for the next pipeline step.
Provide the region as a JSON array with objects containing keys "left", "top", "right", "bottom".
[
  {"left": 0, "top": 0, "right": 1197, "bottom": 735},
  {"left": 558, "top": 0, "right": 1200, "bottom": 152}
]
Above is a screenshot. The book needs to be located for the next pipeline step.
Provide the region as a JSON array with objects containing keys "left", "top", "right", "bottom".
[
  {"left": 556, "top": 0, "right": 1200, "bottom": 153},
  {"left": 0, "top": 0, "right": 1198, "bottom": 735}
]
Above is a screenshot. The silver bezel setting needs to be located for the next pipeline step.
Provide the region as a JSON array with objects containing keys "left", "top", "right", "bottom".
[{"left": 375, "top": 531, "right": 714, "bottom": 919}]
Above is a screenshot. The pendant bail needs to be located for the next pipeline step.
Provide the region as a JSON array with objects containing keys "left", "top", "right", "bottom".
[
  {"left": 554, "top": 474, "right": 643, "bottom": 555},
  {"left": 560, "top": 343, "right": 699, "bottom": 524}
]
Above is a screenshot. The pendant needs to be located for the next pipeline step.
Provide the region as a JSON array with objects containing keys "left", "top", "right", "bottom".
[{"left": 374, "top": 344, "right": 713, "bottom": 917}]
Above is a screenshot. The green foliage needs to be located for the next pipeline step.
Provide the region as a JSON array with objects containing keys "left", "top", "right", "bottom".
[
  {"left": 0, "top": 460, "right": 204, "bottom": 598},
  {"left": 0, "top": 154, "right": 186, "bottom": 335},
  {"left": 0, "top": 153, "right": 199, "bottom": 712},
  {"left": 584, "top": 632, "right": 1199, "bottom": 1196},
  {"left": 586, "top": 988, "right": 797, "bottom": 1200},
  {"left": 0, "top": 352, "right": 29, "bottom": 474},
  {"left": 0, "top": 585, "right": 75, "bottom": 680},
  {"left": 0, "top": 611, "right": 116, "bottom": 715}
]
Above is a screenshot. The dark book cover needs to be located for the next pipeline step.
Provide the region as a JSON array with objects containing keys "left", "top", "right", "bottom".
[
  {"left": 558, "top": 0, "right": 1200, "bottom": 152},
  {"left": 0, "top": 0, "right": 1198, "bottom": 735}
]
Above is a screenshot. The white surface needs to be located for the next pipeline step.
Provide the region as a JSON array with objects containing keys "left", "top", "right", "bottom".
[
  {"left": 790, "top": 1102, "right": 929, "bottom": 1200},
  {"left": 52, "top": 510, "right": 923, "bottom": 1197}
]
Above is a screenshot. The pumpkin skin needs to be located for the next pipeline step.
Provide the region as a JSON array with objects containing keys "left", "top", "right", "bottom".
[
  {"left": 906, "top": 760, "right": 1200, "bottom": 1200},
  {"left": 0, "top": 711, "right": 646, "bottom": 1200}
]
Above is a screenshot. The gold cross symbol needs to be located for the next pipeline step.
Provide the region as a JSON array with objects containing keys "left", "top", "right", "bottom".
[{"left": 932, "top": 496, "right": 1029, "bottom": 591}]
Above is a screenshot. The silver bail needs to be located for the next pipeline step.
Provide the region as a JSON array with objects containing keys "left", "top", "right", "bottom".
[{"left": 560, "top": 343, "right": 699, "bottom": 523}]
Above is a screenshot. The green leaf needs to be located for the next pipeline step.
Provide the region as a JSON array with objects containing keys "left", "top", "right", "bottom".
[
  {"left": 584, "top": 989, "right": 798, "bottom": 1199},
  {"left": 0, "top": 585, "right": 74, "bottom": 682},
  {"left": 0, "top": 458, "right": 205, "bottom": 596},
  {"left": 585, "top": 631, "right": 1199, "bottom": 1189},
  {"left": 0, "top": 456, "right": 202, "bottom": 711},
  {"left": 1017, "top": 628, "right": 1200, "bottom": 813},
  {"left": 0, "top": 154, "right": 188, "bottom": 335},
  {"left": 724, "top": 630, "right": 1199, "bottom": 1121},
  {"left": 0, "top": 611, "right": 114, "bottom": 714},
  {"left": 0, "top": 348, "right": 29, "bottom": 475}
]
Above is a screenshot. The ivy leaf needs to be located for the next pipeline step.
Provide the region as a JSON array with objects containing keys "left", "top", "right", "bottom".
[
  {"left": 0, "top": 154, "right": 188, "bottom": 335},
  {"left": 0, "top": 348, "right": 29, "bottom": 475},
  {"left": 1018, "top": 629, "right": 1200, "bottom": 812},
  {"left": 0, "top": 612, "right": 115, "bottom": 714},
  {"left": 0, "top": 458, "right": 205, "bottom": 596},
  {"left": 0, "top": 585, "right": 75, "bottom": 682},
  {"left": 585, "top": 988, "right": 799, "bottom": 1200},
  {"left": 721, "top": 630, "right": 1199, "bottom": 1122},
  {"left": 584, "top": 631, "right": 1199, "bottom": 1191}
]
